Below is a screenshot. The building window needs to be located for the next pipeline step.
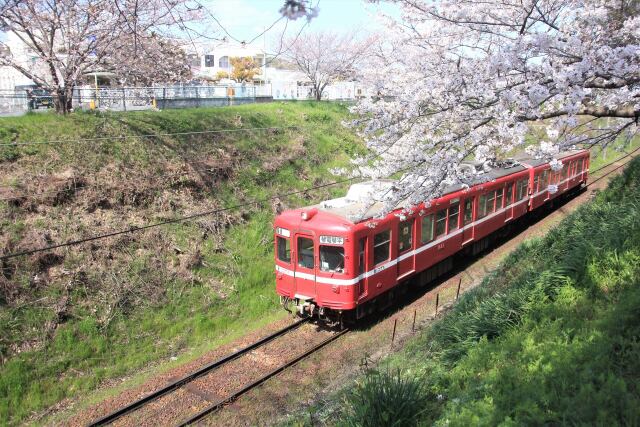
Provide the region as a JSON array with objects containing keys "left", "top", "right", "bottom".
[
  {"left": 320, "top": 246, "right": 345, "bottom": 273},
  {"left": 373, "top": 229, "right": 391, "bottom": 265},
  {"left": 448, "top": 202, "right": 459, "bottom": 232},
  {"left": 204, "top": 54, "right": 214, "bottom": 67},
  {"left": 421, "top": 214, "right": 434, "bottom": 244},
  {"left": 435, "top": 209, "right": 447, "bottom": 237},
  {"left": 277, "top": 237, "right": 290, "bottom": 263},
  {"left": 398, "top": 219, "right": 413, "bottom": 253},
  {"left": 297, "top": 237, "right": 314, "bottom": 269},
  {"left": 219, "top": 56, "right": 229, "bottom": 68},
  {"left": 463, "top": 198, "right": 473, "bottom": 225}
]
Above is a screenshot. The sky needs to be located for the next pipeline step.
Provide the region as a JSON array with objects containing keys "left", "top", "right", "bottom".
[{"left": 202, "top": 0, "right": 399, "bottom": 49}]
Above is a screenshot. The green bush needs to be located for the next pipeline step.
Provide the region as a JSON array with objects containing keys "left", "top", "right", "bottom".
[{"left": 339, "top": 369, "right": 429, "bottom": 427}]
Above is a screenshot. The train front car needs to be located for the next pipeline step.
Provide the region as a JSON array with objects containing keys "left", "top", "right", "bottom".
[{"left": 274, "top": 206, "right": 358, "bottom": 324}]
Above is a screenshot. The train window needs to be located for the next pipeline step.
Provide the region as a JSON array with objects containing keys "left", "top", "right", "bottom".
[
  {"left": 320, "top": 246, "right": 345, "bottom": 273},
  {"left": 516, "top": 179, "right": 528, "bottom": 201},
  {"left": 486, "top": 190, "right": 496, "bottom": 214},
  {"left": 398, "top": 219, "right": 413, "bottom": 253},
  {"left": 561, "top": 164, "right": 568, "bottom": 180},
  {"left": 435, "top": 209, "right": 447, "bottom": 236},
  {"left": 359, "top": 237, "right": 367, "bottom": 274},
  {"left": 373, "top": 229, "right": 391, "bottom": 265},
  {"left": 297, "top": 237, "right": 315, "bottom": 269},
  {"left": 478, "top": 194, "right": 488, "bottom": 219},
  {"left": 506, "top": 184, "right": 513, "bottom": 205},
  {"left": 577, "top": 159, "right": 583, "bottom": 173},
  {"left": 448, "top": 202, "right": 459, "bottom": 232},
  {"left": 496, "top": 188, "right": 504, "bottom": 209},
  {"left": 463, "top": 198, "right": 473, "bottom": 225},
  {"left": 421, "top": 214, "right": 435, "bottom": 244},
  {"left": 533, "top": 175, "right": 539, "bottom": 192},
  {"left": 541, "top": 170, "right": 549, "bottom": 187},
  {"left": 277, "top": 237, "right": 291, "bottom": 263}
]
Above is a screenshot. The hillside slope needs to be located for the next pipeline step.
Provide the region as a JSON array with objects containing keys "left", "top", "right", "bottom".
[
  {"left": 0, "top": 102, "right": 362, "bottom": 424},
  {"left": 333, "top": 157, "right": 640, "bottom": 426}
]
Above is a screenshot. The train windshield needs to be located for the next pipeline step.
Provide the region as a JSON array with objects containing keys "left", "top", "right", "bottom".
[{"left": 320, "top": 246, "right": 345, "bottom": 273}]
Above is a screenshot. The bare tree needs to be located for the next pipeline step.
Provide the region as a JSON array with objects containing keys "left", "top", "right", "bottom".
[
  {"left": 0, "top": 0, "right": 199, "bottom": 113},
  {"left": 283, "top": 31, "right": 372, "bottom": 101}
]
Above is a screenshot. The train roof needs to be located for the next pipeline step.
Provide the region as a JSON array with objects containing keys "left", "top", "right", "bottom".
[{"left": 309, "top": 150, "right": 588, "bottom": 224}]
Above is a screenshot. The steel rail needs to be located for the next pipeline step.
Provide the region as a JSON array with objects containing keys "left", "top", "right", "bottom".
[
  {"left": 176, "top": 328, "right": 350, "bottom": 426},
  {"left": 87, "top": 318, "right": 309, "bottom": 426}
]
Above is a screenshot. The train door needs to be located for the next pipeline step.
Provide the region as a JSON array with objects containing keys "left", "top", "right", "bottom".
[
  {"left": 461, "top": 197, "right": 474, "bottom": 245},
  {"left": 505, "top": 182, "right": 514, "bottom": 221},
  {"left": 294, "top": 234, "right": 316, "bottom": 299},
  {"left": 397, "top": 218, "right": 415, "bottom": 280},
  {"left": 357, "top": 236, "right": 368, "bottom": 299}
]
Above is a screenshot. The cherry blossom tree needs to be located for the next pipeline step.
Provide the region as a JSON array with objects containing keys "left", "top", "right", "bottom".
[
  {"left": 0, "top": 0, "right": 200, "bottom": 113},
  {"left": 284, "top": 31, "right": 373, "bottom": 100},
  {"left": 352, "top": 0, "right": 639, "bottom": 211}
]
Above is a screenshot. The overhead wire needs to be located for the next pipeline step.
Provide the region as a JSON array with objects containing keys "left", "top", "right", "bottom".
[{"left": 0, "top": 176, "right": 358, "bottom": 261}]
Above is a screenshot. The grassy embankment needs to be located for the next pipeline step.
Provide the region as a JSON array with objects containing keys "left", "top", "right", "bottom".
[
  {"left": 0, "top": 102, "right": 362, "bottom": 424},
  {"left": 330, "top": 156, "right": 640, "bottom": 425}
]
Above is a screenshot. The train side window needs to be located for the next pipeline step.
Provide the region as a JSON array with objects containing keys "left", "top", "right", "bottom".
[
  {"left": 496, "top": 188, "right": 504, "bottom": 209},
  {"left": 541, "top": 170, "right": 549, "bottom": 187},
  {"left": 561, "top": 164, "right": 568, "bottom": 180},
  {"left": 577, "top": 159, "right": 583, "bottom": 173},
  {"left": 478, "top": 194, "right": 488, "bottom": 218},
  {"left": 533, "top": 175, "right": 539, "bottom": 192},
  {"left": 277, "top": 237, "right": 291, "bottom": 263},
  {"left": 486, "top": 190, "right": 496, "bottom": 214},
  {"left": 297, "top": 237, "right": 314, "bottom": 269},
  {"left": 373, "top": 229, "right": 391, "bottom": 265},
  {"left": 506, "top": 184, "right": 513, "bottom": 205},
  {"left": 398, "top": 219, "right": 413, "bottom": 253},
  {"left": 463, "top": 198, "right": 473, "bottom": 225},
  {"left": 421, "top": 214, "right": 434, "bottom": 244},
  {"left": 435, "top": 209, "right": 447, "bottom": 236},
  {"left": 516, "top": 179, "right": 528, "bottom": 200},
  {"left": 320, "top": 246, "right": 345, "bottom": 273},
  {"left": 358, "top": 237, "right": 367, "bottom": 274},
  {"left": 448, "top": 202, "right": 460, "bottom": 232}
]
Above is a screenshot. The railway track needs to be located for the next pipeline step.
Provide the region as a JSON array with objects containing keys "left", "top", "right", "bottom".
[
  {"left": 87, "top": 319, "right": 347, "bottom": 426},
  {"left": 85, "top": 150, "right": 637, "bottom": 427}
]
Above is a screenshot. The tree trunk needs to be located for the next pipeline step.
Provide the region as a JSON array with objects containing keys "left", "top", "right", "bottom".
[{"left": 53, "top": 85, "right": 75, "bottom": 114}]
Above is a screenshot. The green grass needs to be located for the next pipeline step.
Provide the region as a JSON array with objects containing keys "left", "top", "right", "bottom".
[
  {"left": 327, "top": 158, "right": 640, "bottom": 425},
  {"left": 0, "top": 102, "right": 363, "bottom": 425}
]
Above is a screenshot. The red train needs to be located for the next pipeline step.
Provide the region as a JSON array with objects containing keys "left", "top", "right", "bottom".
[{"left": 274, "top": 150, "right": 590, "bottom": 323}]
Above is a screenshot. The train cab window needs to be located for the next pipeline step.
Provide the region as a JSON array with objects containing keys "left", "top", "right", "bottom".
[
  {"left": 506, "top": 184, "right": 513, "bottom": 206},
  {"left": 358, "top": 237, "right": 366, "bottom": 274},
  {"left": 373, "top": 229, "right": 391, "bottom": 265},
  {"left": 297, "top": 237, "right": 315, "bottom": 269},
  {"left": 448, "top": 202, "right": 460, "bottom": 232},
  {"left": 496, "top": 188, "right": 504, "bottom": 209},
  {"left": 320, "top": 246, "right": 345, "bottom": 273},
  {"left": 277, "top": 237, "right": 291, "bottom": 263},
  {"left": 463, "top": 198, "right": 473, "bottom": 225},
  {"left": 435, "top": 209, "right": 447, "bottom": 236},
  {"left": 398, "top": 219, "right": 413, "bottom": 253},
  {"left": 421, "top": 214, "right": 435, "bottom": 244}
]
